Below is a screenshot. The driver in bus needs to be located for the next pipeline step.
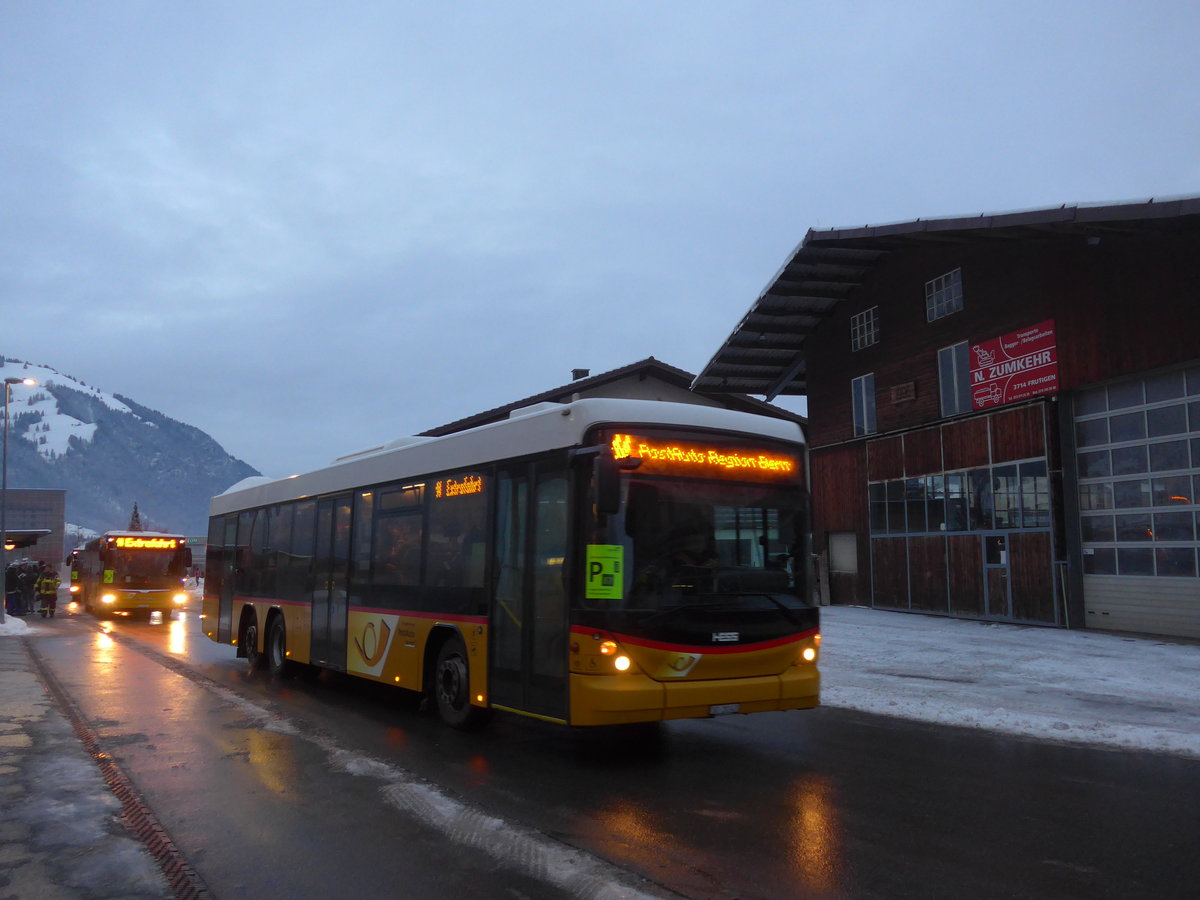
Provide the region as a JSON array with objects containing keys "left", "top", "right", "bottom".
[{"left": 669, "top": 529, "right": 717, "bottom": 569}]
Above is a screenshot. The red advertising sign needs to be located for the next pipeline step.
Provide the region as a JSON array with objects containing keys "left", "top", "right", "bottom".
[{"left": 969, "top": 319, "right": 1059, "bottom": 410}]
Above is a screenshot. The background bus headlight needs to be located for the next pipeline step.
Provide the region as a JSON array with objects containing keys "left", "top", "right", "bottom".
[
  {"left": 172, "top": 593, "right": 188, "bottom": 605},
  {"left": 101, "top": 593, "right": 117, "bottom": 604}
]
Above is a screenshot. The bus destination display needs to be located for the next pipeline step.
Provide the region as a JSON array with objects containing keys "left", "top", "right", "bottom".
[{"left": 610, "top": 433, "right": 798, "bottom": 481}]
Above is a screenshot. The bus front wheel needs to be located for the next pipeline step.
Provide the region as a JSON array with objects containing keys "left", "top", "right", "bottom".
[
  {"left": 433, "top": 635, "right": 490, "bottom": 730},
  {"left": 267, "top": 617, "right": 293, "bottom": 679}
]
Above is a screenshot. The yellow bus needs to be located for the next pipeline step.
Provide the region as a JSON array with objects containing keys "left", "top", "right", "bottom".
[
  {"left": 202, "top": 398, "right": 819, "bottom": 729},
  {"left": 69, "top": 532, "right": 192, "bottom": 617}
]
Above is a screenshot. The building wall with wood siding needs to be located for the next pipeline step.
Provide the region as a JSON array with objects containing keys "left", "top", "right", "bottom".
[
  {"left": 806, "top": 231, "right": 1198, "bottom": 447},
  {"left": 804, "top": 224, "right": 1199, "bottom": 634}
]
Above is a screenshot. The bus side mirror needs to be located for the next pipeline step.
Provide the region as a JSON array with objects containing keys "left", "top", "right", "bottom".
[{"left": 595, "top": 453, "right": 621, "bottom": 515}]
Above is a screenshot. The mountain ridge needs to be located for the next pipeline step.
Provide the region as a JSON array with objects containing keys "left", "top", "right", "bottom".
[{"left": 2, "top": 356, "right": 260, "bottom": 535}]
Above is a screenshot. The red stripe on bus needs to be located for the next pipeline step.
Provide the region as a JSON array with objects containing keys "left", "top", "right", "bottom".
[
  {"left": 349, "top": 607, "right": 487, "bottom": 624},
  {"left": 228, "top": 597, "right": 484, "bottom": 625},
  {"left": 569, "top": 624, "right": 818, "bottom": 654},
  {"left": 233, "top": 596, "right": 308, "bottom": 607}
]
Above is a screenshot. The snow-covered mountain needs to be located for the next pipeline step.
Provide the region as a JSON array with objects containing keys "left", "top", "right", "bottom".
[{"left": 1, "top": 356, "right": 259, "bottom": 535}]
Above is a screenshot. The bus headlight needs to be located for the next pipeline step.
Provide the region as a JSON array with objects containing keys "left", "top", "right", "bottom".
[
  {"left": 101, "top": 594, "right": 117, "bottom": 605},
  {"left": 614, "top": 655, "right": 631, "bottom": 672},
  {"left": 172, "top": 593, "right": 188, "bottom": 605},
  {"left": 69, "top": 584, "right": 80, "bottom": 594},
  {"left": 801, "top": 647, "right": 817, "bottom": 662}
]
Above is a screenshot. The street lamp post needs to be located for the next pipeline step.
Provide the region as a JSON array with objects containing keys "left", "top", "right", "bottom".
[{"left": 1, "top": 376, "right": 37, "bottom": 625}]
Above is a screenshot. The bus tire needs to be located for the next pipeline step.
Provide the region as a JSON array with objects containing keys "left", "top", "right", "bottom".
[
  {"left": 267, "top": 617, "right": 293, "bottom": 679},
  {"left": 433, "top": 635, "right": 490, "bottom": 730},
  {"left": 244, "top": 619, "right": 264, "bottom": 673}
]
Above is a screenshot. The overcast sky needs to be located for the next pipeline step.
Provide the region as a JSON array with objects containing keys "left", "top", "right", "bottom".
[{"left": 4, "top": 2, "right": 1198, "bottom": 478}]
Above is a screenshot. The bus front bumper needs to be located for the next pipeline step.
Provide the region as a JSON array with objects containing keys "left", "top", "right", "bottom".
[
  {"left": 96, "top": 590, "right": 190, "bottom": 614},
  {"left": 568, "top": 668, "right": 819, "bottom": 727}
]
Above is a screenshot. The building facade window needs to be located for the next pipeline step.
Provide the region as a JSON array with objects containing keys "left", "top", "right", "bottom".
[
  {"left": 1075, "top": 365, "right": 1200, "bottom": 578},
  {"left": 852, "top": 373, "right": 876, "bottom": 436},
  {"left": 851, "top": 306, "right": 879, "bottom": 351},
  {"left": 938, "top": 341, "right": 971, "bottom": 416},
  {"left": 868, "top": 459, "right": 1049, "bottom": 536},
  {"left": 925, "top": 268, "right": 964, "bottom": 321}
]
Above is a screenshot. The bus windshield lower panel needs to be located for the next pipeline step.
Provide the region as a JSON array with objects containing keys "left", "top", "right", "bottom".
[{"left": 583, "top": 477, "right": 815, "bottom": 645}]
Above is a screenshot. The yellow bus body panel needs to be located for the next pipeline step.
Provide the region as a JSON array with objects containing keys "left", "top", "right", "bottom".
[
  {"left": 201, "top": 592, "right": 220, "bottom": 640},
  {"left": 344, "top": 612, "right": 489, "bottom": 706},
  {"left": 625, "top": 639, "right": 805, "bottom": 682},
  {"left": 568, "top": 664, "right": 818, "bottom": 726}
]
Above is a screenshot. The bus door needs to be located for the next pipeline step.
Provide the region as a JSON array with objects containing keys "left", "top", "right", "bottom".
[
  {"left": 490, "top": 462, "right": 569, "bottom": 721},
  {"left": 216, "top": 516, "right": 237, "bottom": 643},
  {"left": 311, "top": 494, "right": 352, "bottom": 669}
]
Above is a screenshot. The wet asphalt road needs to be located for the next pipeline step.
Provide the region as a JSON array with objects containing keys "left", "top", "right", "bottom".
[{"left": 25, "top": 610, "right": 1200, "bottom": 899}]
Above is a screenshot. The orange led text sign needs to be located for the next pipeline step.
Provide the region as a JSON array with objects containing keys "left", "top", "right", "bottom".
[
  {"left": 435, "top": 474, "right": 484, "bottom": 499},
  {"left": 611, "top": 434, "right": 798, "bottom": 480},
  {"left": 112, "top": 537, "right": 181, "bottom": 550}
]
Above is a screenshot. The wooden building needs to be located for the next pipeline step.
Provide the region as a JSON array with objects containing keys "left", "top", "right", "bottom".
[{"left": 697, "top": 197, "right": 1200, "bottom": 639}]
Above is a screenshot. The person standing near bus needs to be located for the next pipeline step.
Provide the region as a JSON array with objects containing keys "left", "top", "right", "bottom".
[
  {"left": 4, "top": 563, "right": 20, "bottom": 616},
  {"left": 36, "top": 564, "right": 60, "bottom": 618},
  {"left": 19, "top": 563, "right": 38, "bottom": 616}
]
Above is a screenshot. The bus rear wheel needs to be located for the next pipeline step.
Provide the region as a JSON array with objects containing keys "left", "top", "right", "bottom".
[
  {"left": 267, "top": 617, "right": 293, "bottom": 679},
  {"left": 433, "top": 635, "right": 490, "bottom": 730},
  {"left": 244, "top": 620, "right": 263, "bottom": 674}
]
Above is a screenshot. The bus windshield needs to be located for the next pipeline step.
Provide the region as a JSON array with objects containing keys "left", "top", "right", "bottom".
[
  {"left": 109, "top": 548, "right": 187, "bottom": 584},
  {"left": 600, "top": 477, "right": 807, "bottom": 613}
]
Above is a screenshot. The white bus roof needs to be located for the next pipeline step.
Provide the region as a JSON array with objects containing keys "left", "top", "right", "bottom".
[{"left": 211, "top": 398, "right": 805, "bottom": 516}]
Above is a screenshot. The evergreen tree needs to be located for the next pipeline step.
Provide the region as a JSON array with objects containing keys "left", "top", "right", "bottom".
[{"left": 128, "top": 502, "right": 144, "bottom": 531}]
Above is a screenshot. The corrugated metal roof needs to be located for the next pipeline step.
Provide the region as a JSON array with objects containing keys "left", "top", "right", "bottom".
[{"left": 695, "top": 196, "right": 1200, "bottom": 400}]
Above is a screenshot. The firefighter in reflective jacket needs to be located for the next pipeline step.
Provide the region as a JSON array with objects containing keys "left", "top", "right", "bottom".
[{"left": 36, "top": 565, "right": 60, "bottom": 618}]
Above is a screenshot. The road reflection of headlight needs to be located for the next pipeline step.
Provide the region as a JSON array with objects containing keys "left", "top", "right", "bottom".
[{"left": 168, "top": 618, "right": 187, "bottom": 654}]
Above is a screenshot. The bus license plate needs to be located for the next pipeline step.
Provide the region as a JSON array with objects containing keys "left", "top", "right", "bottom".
[{"left": 709, "top": 703, "right": 740, "bottom": 716}]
